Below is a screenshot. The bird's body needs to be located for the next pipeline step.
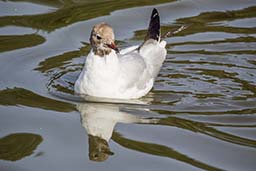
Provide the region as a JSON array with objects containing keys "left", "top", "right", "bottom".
[
  {"left": 75, "top": 41, "right": 166, "bottom": 99},
  {"left": 75, "top": 8, "right": 167, "bottom": 99}
]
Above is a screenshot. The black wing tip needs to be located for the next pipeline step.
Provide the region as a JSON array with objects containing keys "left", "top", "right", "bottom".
[
  {"left": 151, "top": 8, "right": 159, "bottom": 19},
  {"left": 152, "top": 8, "right": 158, "bottom": 14},
  {"left": 152, "top": 8, "right": 158, "bottom": 13},
  {"left": 146, "top": 8, "right": 160, "bottom": 41},
  {"left": 139, "top": 8, "right": 160, "bottom": 50}
]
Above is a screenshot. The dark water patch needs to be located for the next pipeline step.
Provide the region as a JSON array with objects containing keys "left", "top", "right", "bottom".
[
  {"left": 133, "top": 6, "right": 256, "bottom": 41},
  {"left": 158, "top": 116, "right": 256, "bottom": 148},
  {"left": 168, "top": 49, "right": 256, "bottom": 55},
  {"left": 175, "top": 6, "right": 256, "bottom": 36},
  {"left": 35, "top": 43, "right": 90, "bottom": 74},
  {"left": 172, "top": 42, "right": 256, "bottom": 53},
  {"left": 112, "top": 132, "right": 223, "bottom": 171},
  {"left": 136, "top": 25, "right": 256, "bottom": 40},
  {"left": 192, "top": 68, "right": 256, "bottom": 97},
  {"left": 152, "top": 107, "right": 256, "bottom": 116},
  {"left": 180, "top": 114, "right": 256, "bottom": 127},
  {"left": 178, "top": 6, "right": 256, "bottom": 23},
  {"left": 0, "top": 87, "right": 75, "bottom": 112},
  {"left": 248, "top": 60, "right": 256, "bottom": 66},
  {"left": 0, "top": 133, "right": 43, "bottom": 161},
  {"left": 181, "top": 25, "right": 256, "bottom": 35},
  {"left": 169, "top": 36, "right": 256, "bottom": 46},
  {"left": 0, "top": 34, "right": 45, "bottom": 52},
  {"left": 165, "top": 59, "right": 255, "bottom": 70},
  {"left": 0, "top": 0, "right": 175, "bottom": 32},
  {"left": 46, "top": 69, "right": 79, "bottom": 96},
  {"left": 163, "top": 73, "right": 189, "bottom": 79},
  {"left": 194, "top": 93, "right": 223, "bottom": 99}
]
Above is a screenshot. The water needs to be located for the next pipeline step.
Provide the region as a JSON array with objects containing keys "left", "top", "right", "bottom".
[{"left": 0, "top": 0, "right": 256, "bottom": 170}]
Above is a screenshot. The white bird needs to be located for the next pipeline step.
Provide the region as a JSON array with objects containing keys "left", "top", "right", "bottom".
[{"left": 75, "top": 9, "right": 185, "bottom": 99}]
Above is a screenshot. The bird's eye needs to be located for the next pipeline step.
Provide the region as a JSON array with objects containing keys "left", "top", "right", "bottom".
[{"left": 96, "top": 35, "right": 102, "bottom": 40}]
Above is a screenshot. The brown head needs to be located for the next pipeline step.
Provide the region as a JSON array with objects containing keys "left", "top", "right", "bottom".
[{"left": 90, "top": 22, "right": 119, "bottom": 57}]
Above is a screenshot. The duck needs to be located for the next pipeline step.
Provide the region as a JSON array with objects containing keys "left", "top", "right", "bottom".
[{"left": 75, "top": 8, "right": 186, "bottom": 99}]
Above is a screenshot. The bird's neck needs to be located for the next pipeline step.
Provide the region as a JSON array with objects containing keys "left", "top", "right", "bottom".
[
  {"left": 87, "top": 50, "right": 119, "bottom": 71},
  {"left": 92, "top": 47, "right": 112, "bottom": 57}
]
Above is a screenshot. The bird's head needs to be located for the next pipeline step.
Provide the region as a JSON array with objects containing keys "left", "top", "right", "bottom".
[{"left": 90, "top": 22, "right": 119, "bottom": 57}]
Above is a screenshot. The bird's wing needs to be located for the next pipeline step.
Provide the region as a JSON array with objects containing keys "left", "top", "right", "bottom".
[
  {"left": 119, "top": 53, "right": 151, "bottom": 89},
  {"left": 116, "top": 9, "right": 165, "bottom": 90},
  {"left": 120, "top": 45, "right": 139, "bottom": 55}
]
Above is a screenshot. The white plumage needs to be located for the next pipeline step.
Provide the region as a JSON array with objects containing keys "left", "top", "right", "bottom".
[
  {"left": 75, "top": 8, "right": 167, "bottom": 99},
  {"left": 75, "top": 40, "right": 166, "bottom": 99}
]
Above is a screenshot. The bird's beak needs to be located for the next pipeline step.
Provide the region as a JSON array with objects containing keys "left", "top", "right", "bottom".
[{"left": 107, "top": 42, "right": 119, "bottom": 53}]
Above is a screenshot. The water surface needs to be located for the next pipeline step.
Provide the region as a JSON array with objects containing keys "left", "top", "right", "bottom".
[{"left": 0, "top": 0, "right": 256, "bottom": 171}]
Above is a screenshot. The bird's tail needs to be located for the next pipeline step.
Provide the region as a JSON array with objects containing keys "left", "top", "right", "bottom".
[{"left": 145, "top": 8, "right": 160, "bottom": 41}]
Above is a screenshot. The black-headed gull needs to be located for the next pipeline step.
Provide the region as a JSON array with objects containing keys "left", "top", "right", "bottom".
[{"left": 75, "top": 9, "right": 185, "bottom": 99}]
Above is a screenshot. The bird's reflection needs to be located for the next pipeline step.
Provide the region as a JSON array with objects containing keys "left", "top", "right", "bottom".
[{"left": 76, "top": 102, "right": 157, "bottom": 162}]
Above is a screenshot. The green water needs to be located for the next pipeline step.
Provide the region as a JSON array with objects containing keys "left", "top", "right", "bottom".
[{"left": 0, "top": 0, "right": 256, "bottom": 170}]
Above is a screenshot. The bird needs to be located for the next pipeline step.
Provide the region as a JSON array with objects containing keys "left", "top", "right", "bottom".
[{"left": 75, "top": 8, "right": 186, "bottom": 99}]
